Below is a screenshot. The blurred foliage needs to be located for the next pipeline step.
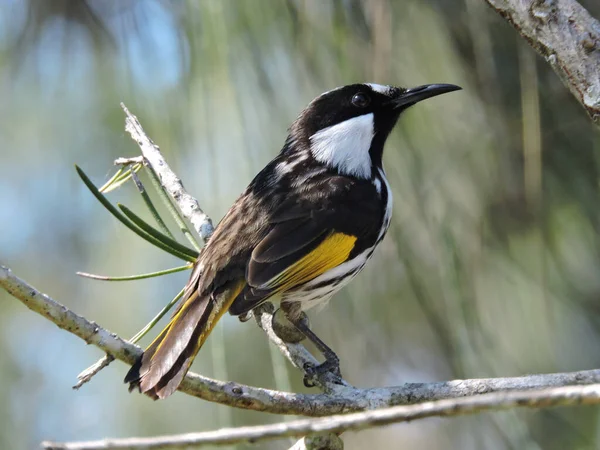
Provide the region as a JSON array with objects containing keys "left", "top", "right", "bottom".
[{"left": 1, "top": 1, "right": 600, "bottom": 449}]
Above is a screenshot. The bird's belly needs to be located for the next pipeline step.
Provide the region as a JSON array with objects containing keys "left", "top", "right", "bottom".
[{"left": 282, "top": 246, "right": 376, "bottom": 310}]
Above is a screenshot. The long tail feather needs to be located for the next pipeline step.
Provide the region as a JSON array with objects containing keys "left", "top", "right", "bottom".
[{"left": 125, "top": 280, "right": 245, "bottom": 399}]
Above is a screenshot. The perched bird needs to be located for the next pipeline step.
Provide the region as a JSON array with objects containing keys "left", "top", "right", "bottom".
[{"left": 125, "top": 82, "right": 461, "bottom": 399}]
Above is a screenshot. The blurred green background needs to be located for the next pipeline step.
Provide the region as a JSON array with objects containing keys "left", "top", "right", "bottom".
[{"left": 1, "top": 1, "right": 600, "bottom": 449}]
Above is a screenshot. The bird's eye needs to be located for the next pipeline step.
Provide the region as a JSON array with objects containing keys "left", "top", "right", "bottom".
[{"left": 351, "top": 92, "right": 370, "bottom": 108}]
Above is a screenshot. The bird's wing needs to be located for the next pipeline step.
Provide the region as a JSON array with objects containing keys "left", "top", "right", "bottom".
[
  {"left": 228, "top": 201, "right": 362, "bottom": 315},
  {"left": 248, "top": 218, "right": 357, "bottom": 290}
]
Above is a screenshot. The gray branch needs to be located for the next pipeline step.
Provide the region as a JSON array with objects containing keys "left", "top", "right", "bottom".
[
  {"left": 0, "top": 265, "right": 351, "bottom": 416},
  {"left": 120, "top": 103, "right": 214, "bottom": 241},
  {"left": 3, "top": 263, "right": 600, "bottom": 418},
  {"left": 483, "top": 0, "right": 600, "bottom": 125},
  {"left": 42, "top": 384, "right": 600, "bottom": 449}
]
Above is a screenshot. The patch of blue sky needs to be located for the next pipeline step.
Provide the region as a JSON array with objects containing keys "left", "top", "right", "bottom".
[
  {"left": 3, "top": 0, "right": 185, "bottom": 96},
  {"left": 121, "top": 0, "right": 186, "bottom": 90}
]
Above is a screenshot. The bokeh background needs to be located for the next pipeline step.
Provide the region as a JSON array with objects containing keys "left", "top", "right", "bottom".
[{"left": 1, "top": 1, "right": 600, "bottom": 449}]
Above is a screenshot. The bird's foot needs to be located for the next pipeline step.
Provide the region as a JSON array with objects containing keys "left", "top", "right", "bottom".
[
  {"left": 238, "top": 311, "right": 253, "bottom": 322},
  {"left": 272, "top": 308, "right": 308, "bottom": 344},
  {"left": 302, "top": 359, "right": 343, "bottom": 388}
]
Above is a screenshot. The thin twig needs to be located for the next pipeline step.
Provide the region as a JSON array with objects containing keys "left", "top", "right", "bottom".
[
  {"left": 74, "top": 355, "right": 114, "bottom": 389},
  {"left": 42, "top": 384, "right": 600, "bottom": 449},
  {"left": 121, "top": 103, "right": 214, "bottom": 242},
  {"left": 114, "top": 156, "right": 144, "bottom": 166}
]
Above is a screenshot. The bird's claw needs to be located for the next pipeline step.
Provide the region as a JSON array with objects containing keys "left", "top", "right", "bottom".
[{"left": 302, "top": 361, "right": 343, "bottom": 387}]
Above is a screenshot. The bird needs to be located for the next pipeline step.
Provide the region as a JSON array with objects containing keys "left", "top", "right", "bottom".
[{"left": 125, "top": 82, "right": 461, "bottom": 399}]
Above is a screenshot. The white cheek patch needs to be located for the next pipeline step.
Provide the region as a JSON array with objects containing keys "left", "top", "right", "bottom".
[
  {"left": 309, "top": 113, "right": 374, "bottom": 179},
  {"left": 367, "top": 83, "right": 391, "bottom": 95}
]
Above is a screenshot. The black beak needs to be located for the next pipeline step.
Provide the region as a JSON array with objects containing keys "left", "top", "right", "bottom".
[{"left": 393, "top": 83, "right": 462, "bottom": 109}]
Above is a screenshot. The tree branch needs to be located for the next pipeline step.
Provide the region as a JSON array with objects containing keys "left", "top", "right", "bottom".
[
  {"left": 0, "top": 265, "right": 346, "bottom": 415},
  {"left": 120, "top": 103, "right": 214, "bottom": 241},
  {"left": 4, "top": 263, "right": 600, "bottom": 419},
  {"left": 483, "top": 0, "right": 600, "bottom": 125},
  {"left": 42, "top": 383, "right": 600, "bottom": 449}
]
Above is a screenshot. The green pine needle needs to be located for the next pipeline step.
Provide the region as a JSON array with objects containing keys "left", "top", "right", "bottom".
[
  {"left": 130, "top": 170, "right": 175, "bottom": 239},
  {"left": 129, "top": 288, "right": 186, "bottom": 344},
  {"left": 98, "top": 166, "right": 126, "bottom": 193},
  {"left": 76, "top": 165, "right": 198, "bottom": 262},
  {"left": 99, "top": 163, "right": 143, "bottom": 193},
  {"left": 144, "top": 165, "right": 202, "bottom": 251},
  {"left": 76, "top": 264, "right": 191, "bottom": 281},
  {"left": 78, "top": 163, "right": 197, "bottom": 348},
  {"left": 117, "top": 204, "right": 198, "bottom": 260}
]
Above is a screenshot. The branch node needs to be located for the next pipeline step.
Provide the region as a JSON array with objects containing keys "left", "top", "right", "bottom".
[
  {"left": 114, "top": 156, "right": 144, "bottom": 166},
  {"left": 73, "top": 354, "right": 115, "bottom": 389},
  {"left": 485, "top": 0, "right": 600, "bottom": 126}
]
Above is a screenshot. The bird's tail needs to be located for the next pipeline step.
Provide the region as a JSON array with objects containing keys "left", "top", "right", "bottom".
[{"left": 125, "top": 280, "right": 245, "bottom": 399}]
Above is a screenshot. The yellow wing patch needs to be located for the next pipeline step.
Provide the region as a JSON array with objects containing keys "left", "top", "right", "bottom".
[{"left": 265, "top": 232, "right": 357, "bottom": 292}]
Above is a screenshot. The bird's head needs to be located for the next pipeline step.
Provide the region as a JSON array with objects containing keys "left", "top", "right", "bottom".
[{"left": 287, "top": 83, "right": 461, "bottom": 179}]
